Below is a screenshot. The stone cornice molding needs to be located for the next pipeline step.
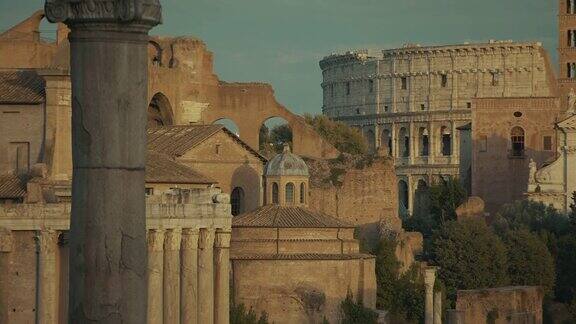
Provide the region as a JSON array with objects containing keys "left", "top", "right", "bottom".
[{"left": 44, "top": 0, "right": 162, "bottom": 29}]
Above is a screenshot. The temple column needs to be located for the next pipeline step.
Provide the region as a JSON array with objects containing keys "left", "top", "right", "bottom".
[
  {"left": 181, "top": 228, "right": 200, "bottom": 324},
  {"left": 214, "top": 229, "right": 231, "bottom": 324},
  {"left": 44, "top": 1, "right": 162, "bottom": 322},
  {"left": 424, "top": 267, "right": 437, "bottom": 324},
  {"left": 147, "top": 229, "right": 164, "bottom": 324},
  {"left": 164, "top": 228, "right": 182, "bottom": 324},
  {"left": 37, "top": 229, "right": 59, "bottom": 324},
  {"left": 434, "top": 290, "right": 442, "bottom": 324},
  {"left": 198, "top": 228, "right": 215, "bottom": 324}
]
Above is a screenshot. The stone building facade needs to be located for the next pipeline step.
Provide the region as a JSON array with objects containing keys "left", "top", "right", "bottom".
[
  {"left": 230, "top": 147, "right": 376, "bottom": 324},
  {"left": 0, "top": 190, "right": 232, "bottom": 324},
  {"left": 320, "top": 41, "right": 557, "bottom": 215}
]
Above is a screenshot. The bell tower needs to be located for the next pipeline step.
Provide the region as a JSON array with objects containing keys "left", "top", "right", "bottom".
[{"left": 559, "top": 0, "right": 576, "bottom": 107}]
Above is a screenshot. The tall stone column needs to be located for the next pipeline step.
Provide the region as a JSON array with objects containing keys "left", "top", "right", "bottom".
[
  {"left": 198, "top": 228, "right": 215, "bottom": 324},
  {"left": 44, "top": 1, "right": 162, "bottom": 322},
  {"left": 434, "top": 290, "right": 442, "bottom": 324},
  {"left": 147, "top": 229, "right": 164, "bottom": 324},
  {"left": 37, "top": 229, "right": 59, "bottom": 324},
  {"left": 181, "top": 228, "right": 200, "bottom": 324},
  {"left": 424, "top": 267, "right": 437, "bottom": 324},
  {"left": 214, "top": 229, "right": 231, "bottom": 324},
  {"left": 164, "top": 228, "right": 182, "bottom": 324}
]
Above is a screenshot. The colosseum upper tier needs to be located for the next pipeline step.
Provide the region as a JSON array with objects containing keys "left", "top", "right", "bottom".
[{"left": 319, "top": 41, "right": 557, "bottom": 215}]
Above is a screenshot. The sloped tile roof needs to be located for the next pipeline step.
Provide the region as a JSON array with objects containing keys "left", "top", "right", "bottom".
[
  {"left": 146, "top": 151, "right": 215, "bottom": 184},
  {"left": 231, "top": 253, "right": 374, "bottom": 260},
  {"left": 0, "top": 70, "right": 45, "bottom": 104},
  {"left": 0, "top": 173, "right": 27, "bottom": 199},
  {"left": 147, "top": 125, "right": 266, "bottom": 162},
  {"left": 232, "top": 205, "right": 354, "bottom": 228}
]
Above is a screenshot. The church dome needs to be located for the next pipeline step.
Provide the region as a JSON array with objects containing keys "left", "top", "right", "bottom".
[{"left": 264, "top": 144, "right": 309, "bottom": 177}]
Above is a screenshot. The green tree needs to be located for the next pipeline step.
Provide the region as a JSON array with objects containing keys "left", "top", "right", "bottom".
[
  {"left": 304, "top": 114, "right": 367, "bottom": 155},
  {"left": 230, "top": 303, "right": 269, "bottom": 324},
  {"left": 270, "top": 124, "right": 293, "bottom": 152},
  {"left": 494, "top": 200, "right": 570, "bottom": 237},
  {"left": 556, "top": 235, "right": 576, "bottom": 303},
  {"left": 429, "top": 219, "right": 509, "bottom": 302},
  {"left": 502, "top": 229, "right": 556, "bottom": 295},
  {"left": 340, "top": 292, "right": 378, "bottom": 324}
]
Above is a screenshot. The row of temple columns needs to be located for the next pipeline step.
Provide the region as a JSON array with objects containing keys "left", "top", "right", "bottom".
[
  {"left": 148, "top": 227, "right": 231, "bottom": 324},
  {"left": 29, "top": 227, "right": 230, "bottom": 324}
]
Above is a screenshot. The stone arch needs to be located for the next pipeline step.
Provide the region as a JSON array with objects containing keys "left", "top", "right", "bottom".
[
  {"left": 148, "top": 92, "right": 174, "bottom": 127},
  {"left": 364, "top": 128, "right": 376, "bottom": 153},
  {"left": 398, "top": 179, "right": 409, "bottom": 217},
  {"left": 418, "top": 127, "right": 430, "bottom": 157},
  {"left": 272, "top": 182, "right": 279, "bottom": 204},
  {"left": 300, "top": 182, "right": 306, "bottom": 204},
  {"left": 398, "top": 127, "right": 410, "bottom": 157},
  {"left": 214, "top": 118, "right": 240, "bottom": 136},
  {"left": 440, "top": 125, "right": 452, "bottom": 156},
  {"left": 259, "top": 116, "right": 293, "bottom": 157},
  {"left": 148, "top": 40, "right": 163, "bottom": 67},
  {"left": 414, "top": 179, "right": 429, "bottom": 217},
  {"left": 380, "top": 128, "right": 392, "bottom": 156},
  {"left": 285, "top": 182, "right": 295, "bottom": 204},
  {"left": 511, "top": 126, "right": 525, "bottom": 157}
]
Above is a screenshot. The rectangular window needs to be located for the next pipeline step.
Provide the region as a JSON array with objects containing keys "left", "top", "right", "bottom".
[
  {"left": 569, "top": 0, "right": 575, "bottom": 14},
  {"left": 543, "top": 136, "right": 552, "bottom": 151},
  {"left": 384, "top": 105, "right": 389, "bottom": 112},
  {"left": 401, "top": 77, "right": 407, "bottom": 90},
  {"left": 467, "top": 102, "right": 472, "bottom": 109},
  {"left": 215, "top": 144, "right": 221, "bottom": 155},
  {"left": 441, "top": 74, "right": 448, "bottom": 88},
  {"left": 346, "top": 82, "right": 351, "bottom": 95},
  {"left": 420, "top": 104, "right": 426, "bottom": 111},
  {"left": 479, "top": 135, "right": 487, "bottom": 152},
  {"left": 10, "top": 142, "right": 29, "bottom": 174},
  {"left": 145, "top": 188, "right": 154, "bottom": 196},
  {"left": 369, "top": 79, "right": 374, "bottom": 93},
  {"left": 491, "top": 72, "right": 500, "bottom": 86},
  {"left": 568, "top": 63, "right": 576, "bottom": 78}
]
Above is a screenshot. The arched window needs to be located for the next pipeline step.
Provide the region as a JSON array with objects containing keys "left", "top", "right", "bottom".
[
  {"left": 511, "top": 127, "right": 525, "bottom": 157},
  {"left": 381, "top": 129, "right": 392, "bottom": 156},
  {"left": 398, "top": 180, "right": 409, "bottom": 216},
  {"left": 285, "top": 183, "right": 295, "bottom": 204},
  {"left": 300, "top": 183, "right": 306, "bottom": 204},
  {"left": 441, "top": 126, "right": 452, "bottom": 156},
  {"left": 272, "top": 183, "right": 279, "bottom": 204},
  {"left": 419, "top": 128, "right": 429, "bottom": 157},
  {"left": 399, "top": 127, "right": 410, "bottom": 157},
  {"left": 230, "top": 187, "right": 244, "bottom": 216}
]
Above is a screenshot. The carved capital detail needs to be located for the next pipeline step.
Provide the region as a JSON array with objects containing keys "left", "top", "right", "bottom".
[
  {"left": 164, "top": 228, "right": 182, "bottom": 251},
  {"left": 36, "top": 229, "right": 59, "bottom": 254},
  {"left": 198, "top": 228, "right": 215, "bottom": 250},
  {"left": 214, "top": 230, "right": 232, "bottom": 248},
  {"left": 44, "top": 0, "right": 162, "bottom": 27},
  {"left": 181, "top": 228, "right": 200, "bottom": 250},
  {"left": 147, "top": 229, "right": 164, "bottom": 252}
]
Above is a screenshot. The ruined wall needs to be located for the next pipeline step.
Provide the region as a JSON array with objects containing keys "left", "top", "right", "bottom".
[
  {"left": 307, "top": 156, "right": 401, "bottom": 244},
  {"left": 232, "top": 257, "right": 376, "bottom": 324},
  {"left": 471, "top": 97, "right": 562, "bottom": 213},
  {"left": 453, "top": 286, "right": 544, "bottom": 324}
]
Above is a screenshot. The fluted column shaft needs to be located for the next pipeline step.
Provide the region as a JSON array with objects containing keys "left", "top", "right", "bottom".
[
  {"left": 181, "top": 228, "right": 200, "bottom": 324},
  {"left": 433, "top": 291, "right": 442, "bottom": 324},
  {"left": 164, "top": 228, "right": 182, "bottom": 324},
  {"left": 424, "top": 267, "right": 437, "bottom": 324},
  {"left": 214, "top": 230, "right": 231, "bottom": 324},
  {"left": 198, "top": 228, "right": 215, "bottom": 324},
  {"left": 37, "top": 229, "right": 59, "bottom": 324},
  {"left": 147, "top": 229, "right": 164, "bottom": 324}
]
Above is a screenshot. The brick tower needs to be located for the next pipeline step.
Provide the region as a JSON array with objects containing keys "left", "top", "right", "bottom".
[{"left": 559, "top": 0, "right": 576, "bottom": 108}]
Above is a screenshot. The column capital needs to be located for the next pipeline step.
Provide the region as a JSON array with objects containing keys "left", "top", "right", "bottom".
[
  {"left": 36, "top": 229, "right": 59, "bottom": 253},
  {"left": 0, "top": 228, "right": 14, "bottom": 252},
  {"left": 181, "top": 228, "right": 200, "bottom": 250},
  {"left": 424, "top": 266, "right": 438, "bottom": 289},
  {"left": 147, "top": 229, "right": 165, "bottom": 252},
  {"left": 45, "top": 0, "right": 162, "bottom": 29},
  {"left": 198, "top": 228, "right": 215, "bottom": 249},
  {"left": 215, "top": 230, "right": 232, "bottom": 248},
  {"left": 164, "top": 228, "right": 182, "bottom": 251}
]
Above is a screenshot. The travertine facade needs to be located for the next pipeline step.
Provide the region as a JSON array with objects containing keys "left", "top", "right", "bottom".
[
  {"left": 0, "top": 190, "right": 231, "bottom": 324},
  {"left": 320, "top": 41, "right": 557, "bottom": 215}
]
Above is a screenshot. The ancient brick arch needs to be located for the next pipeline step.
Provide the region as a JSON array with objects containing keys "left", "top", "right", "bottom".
[{"left": 148, "top": 92, "right": 174, "bottom": 127}]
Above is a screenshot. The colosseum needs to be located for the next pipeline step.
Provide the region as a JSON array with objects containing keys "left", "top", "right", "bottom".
[{"left": 319, "top": 41, "right": 557, "bottom": 215}]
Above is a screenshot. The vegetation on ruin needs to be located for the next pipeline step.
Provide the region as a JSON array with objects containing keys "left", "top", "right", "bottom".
[
  {"left": 230, "top": 303, "right": 269, "bottom": 324},
  {"left": 259, "top": 123, "right": 293, "bottom": 157},
  {"left": 304, "top": 114, "right": 368, "bottom": 155},
  {"left": 375, "top": 238, "right": 425, "bottom": 323},
  {"left": 428, "top": 219, "right": 509, "bottom": 302},
  {"left": 340, "top": 292, "right": 379, "bottom": 324}
]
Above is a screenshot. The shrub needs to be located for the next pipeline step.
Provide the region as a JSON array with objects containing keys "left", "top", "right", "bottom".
[
  {"left": 556, "top": 235, "right": 576, "bottom": 303},
  {"left": 304, "top": 114, "right": 367, "bottom": 155},
  {"left": 340, "top": 292, "right": 378, "bottom": 324},
  {"left": 230, "top": 303, "right": 269, "bottom": 324}
]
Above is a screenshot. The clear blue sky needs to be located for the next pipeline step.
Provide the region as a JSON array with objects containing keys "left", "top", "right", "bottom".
[{"left": 0, "top": 0, "right": 558, "bottom": 115}]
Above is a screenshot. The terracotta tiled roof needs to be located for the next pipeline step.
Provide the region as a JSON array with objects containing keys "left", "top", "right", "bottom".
[
  {"left": 231, "top": 253, "right": 374, "bottom": 260},
  {"left": 232, "top": 205, "right": 354, "bottom": 228},
  {"left": 0, "top": 173, "right": 27, "bottom": 199},
  {"left": 146, "top": 151, "right": 215, "bottom": 184},
  {"left": 147, "top": 125, "right": 266, "bottom": 162},
  {"left": 0, "top": 70, "right": 45, "bottom": 104}
]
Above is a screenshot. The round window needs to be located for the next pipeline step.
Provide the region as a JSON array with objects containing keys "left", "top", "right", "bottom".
[{"left": 513, "top": 111, "right": 523, "bottom": 118}]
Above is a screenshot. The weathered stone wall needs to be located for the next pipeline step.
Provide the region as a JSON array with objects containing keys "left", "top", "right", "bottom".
[
  {"left": 471, "top": 97, "right": 562, "bottom": 213},
  {"left": 307, "top": 156, "right": 401, "bottom": 245},
  {"left": 232, "top": 257, "right": 376, "bottom": 324},
  {"left": 452, "top": 286, "right": 544, "bottom": 324}
]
